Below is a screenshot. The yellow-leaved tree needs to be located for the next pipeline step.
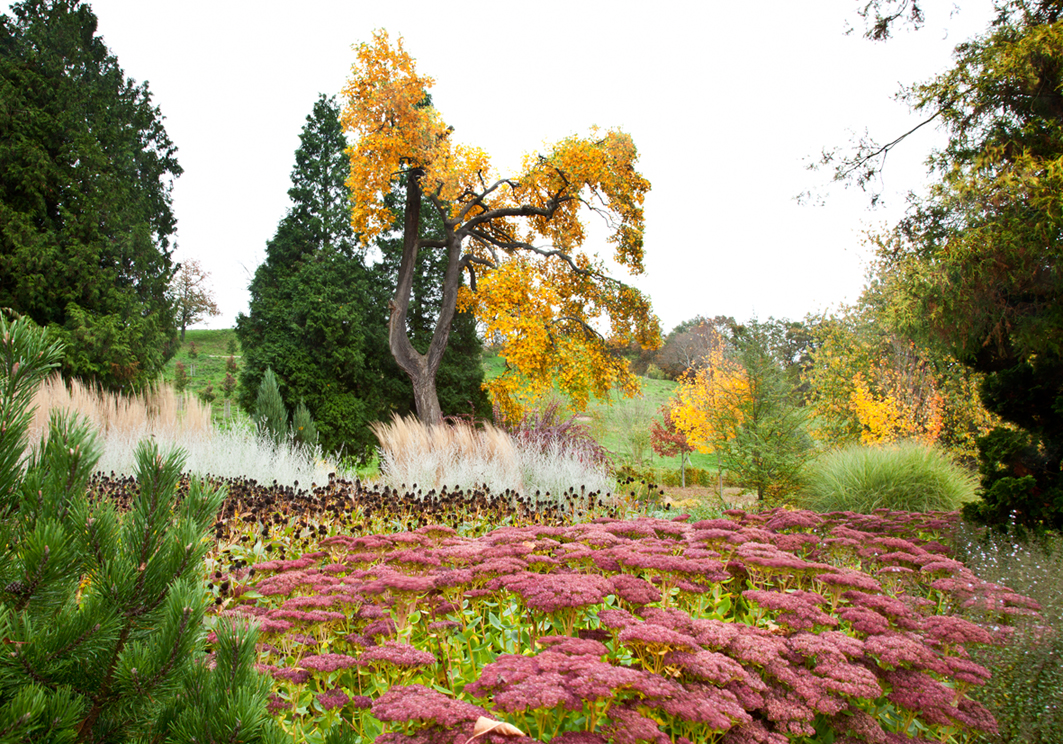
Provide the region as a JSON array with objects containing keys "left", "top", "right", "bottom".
[
  {"left": 670, "top": 340, "right": 749, "bottom": 459},
  {"left": 670, "top": 322, "right": 812, "bottom": 501},
  {"left": 341, "top": 31, "right": 660, "bottom": 423}
]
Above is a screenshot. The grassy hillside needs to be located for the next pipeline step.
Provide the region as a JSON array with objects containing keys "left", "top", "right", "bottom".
[{"left": 164, "top": 329, "right": 243, "bottom": 420}]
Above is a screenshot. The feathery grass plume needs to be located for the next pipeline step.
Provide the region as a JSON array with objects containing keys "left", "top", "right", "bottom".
[
  {"left": 30, "top": 373, "right": 212, "bottom": 442},
  {"left": 94, "top": 417, "right": 343, "bottom": 489},
  {"left": 372, "top": 413, "right": 613, "bottom": 497},
  {"left": 800, "top": 441, "right": 978, "bottom": 513},
  {"left": 372, "top": 414, "right": 520, "bottom": 492}
]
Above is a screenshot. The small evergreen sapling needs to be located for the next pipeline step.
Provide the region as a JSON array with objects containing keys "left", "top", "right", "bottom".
[
  {"left": 254, "top": 369, "right": 320, "bottom": 447},
  {"left": 254, "top": 367, "right": 288, "bottom": 444},
  {"left": 0, "top": 315, "right": 281, "bottom": 743},
  {"left": 292, "top": 399, "right": 318, "bottom": 447}
]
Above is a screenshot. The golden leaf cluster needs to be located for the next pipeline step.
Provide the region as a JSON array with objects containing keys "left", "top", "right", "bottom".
[
  {"left": 669, "top": 341, "right": 749, "bottom": 454},
  {"left": 459, "top": 257, "right": 654, "bottom": 421}
]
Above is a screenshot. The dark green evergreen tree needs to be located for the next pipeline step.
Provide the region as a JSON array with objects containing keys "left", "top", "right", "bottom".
[
  {"left": 0, "top": 0, "right": 181, "bottom": 391},
  {"left": 0, "top": 313, "right": 280, "bottom": 743},
  {"left": 237, "top": 95, "right": 486, "bottom": 460},
  {"left": 236, "top": 95, "right": 402, "bottom": 458}
]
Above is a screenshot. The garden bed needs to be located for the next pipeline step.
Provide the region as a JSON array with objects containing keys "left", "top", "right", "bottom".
[{"left": 211, "top": 505, "right": 1031, "bottom": 743}]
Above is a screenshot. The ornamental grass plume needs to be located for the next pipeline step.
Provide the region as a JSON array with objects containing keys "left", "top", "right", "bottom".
[{"left": 800, "top": 441, "right": 978, "bottom": 514}]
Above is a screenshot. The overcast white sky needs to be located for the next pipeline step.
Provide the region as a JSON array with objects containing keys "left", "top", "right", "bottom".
[{"left": 9, "top": 0, "right": 998, "bottom": 334}]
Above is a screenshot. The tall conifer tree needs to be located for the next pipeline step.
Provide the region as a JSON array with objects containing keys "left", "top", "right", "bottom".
[{"left": 0, "top": 0, "right": 181, "bottom": 390}]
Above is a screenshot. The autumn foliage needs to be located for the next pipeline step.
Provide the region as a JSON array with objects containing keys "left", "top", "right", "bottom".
[
  {"left": 670, "top": 340, "right": 748, "bottom": 458},
  {"left": 801, "top": 312, "right": 996, "bottom": 460},
  {"left": 341, "top": 31, "right": 659, "bottom": 422}
]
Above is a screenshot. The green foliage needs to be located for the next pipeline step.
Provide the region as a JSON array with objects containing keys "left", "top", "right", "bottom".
[
  {"left": 723, "top": 321, "right": 813, "bottom": 502},
  {"left": 801, "top": 441, "right": 978, "bottom": 513},
  {"left": 254, "top": 368, "right": 288, "bottom": 444},
  {"left": 0, "top": 0, "right": 181, "bottom": 391},
  {"left": 594, "top": 394, "right": 656, "bottom": 468},
  {"left": 291, "top": 399, "right": 318, "bottom": 447},
  {"left": 161, "top": 619, "right": 283, "bottom": 744},
  {"left": 962, "top": 426, "right": 1061, "bottom": 530},
  {"left": 0, "top": 314, "right": 280, "bottom": 743},
  {"left": 198, "top": 383, "right": 216, "bottom": 406},
  {"left": 221, "top": 372, "right": 237, "bottom": 400},
  {"left": 173, "top": 361, "right": 189, "bottom": 394},
  {"left": 858, "top": 3, "right": 1063, "bottom": 530}
]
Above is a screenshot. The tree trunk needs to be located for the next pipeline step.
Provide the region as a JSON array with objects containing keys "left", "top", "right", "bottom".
[{"left": 387, "top": 169, "right": 460, "bottom": 425}]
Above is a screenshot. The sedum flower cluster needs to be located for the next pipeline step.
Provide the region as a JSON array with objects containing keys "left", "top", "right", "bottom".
[{"left": 222, "top": 506, "right": 1034, "bottom": 743}]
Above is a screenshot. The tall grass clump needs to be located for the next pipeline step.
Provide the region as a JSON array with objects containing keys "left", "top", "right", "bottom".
[
  {"left": 801, "top": 441, "right": 978, "bottom": 513},
  {"left": 30, "top": 373, "right": 212, "bottom": 441},
  {"left": 30, "top": 374, "right": 344, "bottom": 488},
  {"left": 96, "top": 418, "right": 346, "bottom": 488},
  {"left": 951, "top": 521, "right": 1063, "bottom": 743},
  {"left": 373, "top": 412, "right": 613, "bottom": 498}
]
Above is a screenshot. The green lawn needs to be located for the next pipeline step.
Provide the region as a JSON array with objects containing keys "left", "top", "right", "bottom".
[{"left": 165, "top": 329, "right": 242, "bottom": 419}]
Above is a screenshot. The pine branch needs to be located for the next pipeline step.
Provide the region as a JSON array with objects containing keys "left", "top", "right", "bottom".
[
  {"left": 144, "top": 607, "right": 192, "bottom": 691},
  {"left": 45, "top": 622, "right": 101, "bottom": 663},
  {"left": 0, "top": 713, "right": 32, "bottom": 739},
  {"left": 13, "top": 646, "right": 53, "bottom": 689},
  {"left": 10, "top": 544, "right": 50, "bottom": 613}
]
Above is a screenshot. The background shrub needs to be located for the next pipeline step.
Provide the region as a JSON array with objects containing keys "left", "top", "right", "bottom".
[{"left": 801, "top": 441, "right": 978, "bottom": 513}]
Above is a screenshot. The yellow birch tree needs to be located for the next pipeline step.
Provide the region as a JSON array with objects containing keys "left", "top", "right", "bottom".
[
  {"left": 341, "top": 31, "right": 659, "bottom": 423},
  {"left": 670, "top": 341, "right": 748, "bottom": 457}
]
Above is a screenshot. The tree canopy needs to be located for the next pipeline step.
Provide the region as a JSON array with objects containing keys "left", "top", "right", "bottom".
[
  {"left": 340, "top": 31, "right": 660, "bottom": 424},
  {"left": 0, "top": 0, "right": 181, "bottom": 390},
  {"left": 170, "top": 258, "right": 220, "bottom": 341}
]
